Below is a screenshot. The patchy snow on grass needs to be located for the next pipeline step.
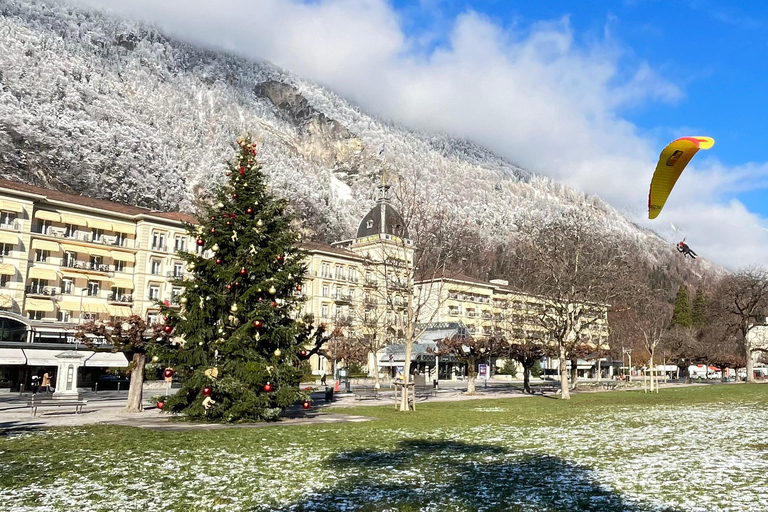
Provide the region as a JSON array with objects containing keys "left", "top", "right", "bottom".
[{"left": 1, "top": 401, "right": 767, "bottom": 511}]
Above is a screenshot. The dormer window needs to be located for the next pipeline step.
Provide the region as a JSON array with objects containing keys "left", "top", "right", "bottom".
[{"left": 366, "top": 220, "right": 373, "bottom": 229}]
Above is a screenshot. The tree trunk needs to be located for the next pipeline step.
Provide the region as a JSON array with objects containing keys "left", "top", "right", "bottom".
[
  {"left": 569, "top": 355, "right": 578, "bottom": 390},
  {"left": 559, "top": 344, "right": 570, "bottom": 399},
  {"left": 648, "top": 351, "right": 654, "bottom": 393},
  {"left": 596, "top": 357, "right": 601, "bottom": 383},
  {"left": 523, "top": 367, "right": 531, "bottom": 394},
  {"left": 466, "top": 363, "right": 477, "bottom": 395},
  {"left": 125, "top": 352, "right": 146, "bottom": 412},
  {"left": 746, "top": 343, "right": 755, "bottom": 383},
  {"left": 399, "top": 341, "right": 413, "bottom": 411}
]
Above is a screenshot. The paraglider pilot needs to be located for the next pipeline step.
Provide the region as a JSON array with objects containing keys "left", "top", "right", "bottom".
[{"left": 677, "top": 240, "right": 697, "bottom": 259}]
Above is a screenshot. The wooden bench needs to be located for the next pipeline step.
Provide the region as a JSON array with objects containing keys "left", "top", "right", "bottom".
[
  {"left": 353, "top": 387, "right": 379, "bottom": 401},
  {"left": 533, "top": 385, "right": 560, "bottom": 395},
  {"left": 27, "top": 398, "right": 88, "bottom": 417}
]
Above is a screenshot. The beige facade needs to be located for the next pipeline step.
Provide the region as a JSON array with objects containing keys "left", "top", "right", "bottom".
[{"left": 0, "top": 179, "right": 196, "bottom": 326}]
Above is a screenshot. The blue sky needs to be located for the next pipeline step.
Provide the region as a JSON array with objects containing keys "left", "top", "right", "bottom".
[
  {"left": 392, "top": 0, "right": 768, "bottom": 214},
  {"left": 80, "top": 0, "right": 768, "bottom": 268}
]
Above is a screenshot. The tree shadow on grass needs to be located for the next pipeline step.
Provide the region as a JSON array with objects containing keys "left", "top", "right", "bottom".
[{"left": 265, "top": 439, "right": 683, "bottom": 512}]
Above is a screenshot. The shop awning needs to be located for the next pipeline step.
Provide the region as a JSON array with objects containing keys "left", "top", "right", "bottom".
[
  {"left": 111, "top": 278, "right": 134, "bottom": 289},
  {"left": 0, "top": 232, "right": 19, "bottom": 245},
  {"left": 84, "top": 351, "right": 128, "bottom": 368},
  {"left": 59, "top": 213, "right": 88, "bottom": 226},
  {"left": 111, "top": 251, "right": 135, "bottom": 262},
  {"left": 106, "top": 305, "right": 133, "bottom": 317},
  {"left": 34, "top": 210, "right": 60, "bottom": 222},
  {"left": 60, "top": 244, "right": 82, "bottom": 254},
  {"left": 27, "top": 267, "right": 58, "bottom": 280},
  {"left": 111, "top": 223, "right": 135, "bottom": 234},
  {"left": 0, "top": 200, "right": 24, "bottom": 213},
  {"left": 32, "top": 239, "right": 61, "bottom": 252},
  {"left": 26, "top": 298, "right": 55, "bottom": 312},
  {"left": 0, "top": 264, "right": 16, "bottom": 275},
  {"left": 24, "top": 349, "right": 93, "bottom": 366},
  {"left": 87, "top": 219, "right": 113, "bottom": 231},
  {"left": 0, "top": 348, "right": 26, "bottom": 365},
  {"left": 81, "top": 302, "right": 107, "bottom": 313}
]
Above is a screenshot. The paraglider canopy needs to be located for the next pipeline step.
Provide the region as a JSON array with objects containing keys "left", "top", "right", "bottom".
[{"left": 648, "top": 136, "right": 714, "bottom": 219}]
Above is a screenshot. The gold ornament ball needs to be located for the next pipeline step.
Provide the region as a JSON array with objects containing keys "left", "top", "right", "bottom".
[
  {"left": 211, "top": 244, "right": 220, "bottom": 252},
  {"left": 257, "top": 219, "right": 264, "bottom": 227},
  {"left": 152, "top": 355, "right": 159, "bottom": 363},
  {"left": 231, "top": 303, "right": 239, "bottom": 312},
  {"left": 269, "top": 286, "right": 276, "bottom": 295},
  {"left": 188, "top": 262, "right": 195, "bottom": 271},
  {"left": 180, "top": 296, "right": 188, "bottom": 305},
  {"left": 198, "top": 341, "right": 204, "bottom": 346},
  {"left": 274, "top": 348, "right": 281, "bottom": 357}
]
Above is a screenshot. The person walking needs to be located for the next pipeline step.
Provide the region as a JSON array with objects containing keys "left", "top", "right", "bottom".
[
  {"left": 42, "top": 371, "right": 52, "bottom": 393},
  {"left": 320, "top": 372, "right": 327, "bottom": 386},
  {"left": 30, "top": 374, "right": 40, "bottom": 396}
]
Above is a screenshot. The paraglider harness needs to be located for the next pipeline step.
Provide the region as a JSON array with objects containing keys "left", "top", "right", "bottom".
[{"left": 677, "top": 239, "right": 697, "bottom": 259}]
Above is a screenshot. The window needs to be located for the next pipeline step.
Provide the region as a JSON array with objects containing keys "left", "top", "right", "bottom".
[
  {"left": 114, "top": 260, "right": 125, "bottom": 272},
  {"left": 87, "top": 281, "right": 99, "bottom": 297},
  {"left": 0, "top": 274, "right": 9, "bottom": 287},
  {"left": 172, "top": 287, "right": 182, "bottom": 303},
  {"left": 34, "top": 220, "right": 50, "bottom": 234},
  {"left": 63, "top": 251, "right": 76, "bottom": 267},
  {"left": 57, "top": 310, "right": 70, "bottom": 322},
  {"left": 366, "top": 219, "right": 373, "bottom": 229},
  {"left": 0, "top": 243, "right": 11, "bottom": 256},
  {"left": 335, "top": 305, "right": 342, "bottom": 318},
  {"left": 147, "top": 313, "right": 160, "bottom": 325},
  {"left": 35, "top": 250, "right": 49, "bottom": 262},
  {"left": 321, "top": 304, "right": 329, "bottom": 318},
  {"left": 90, "top": 256, "right": 102, "bottom": 270},
  {"left": 174, "top": 236, "right": 186, "bottom": 252},
  {"left": 91, "top": 228, "right": 103, "bottom": 242},
  {"left": 149, "top": 285, "right": 160, "bottom": 300},
  {"left": 173, "top": 262, "right": 183, "bottom": 277},
  {"left": 321, "top": 285, "right": 329, "bottom": 297},
  {"left": 0, "top": 211, "right": 16, "bottom": 228},
  {"left": 111, "top": 287, "right": 126, "bottom": 300},
  {"left": 29, "top": 278, "right": 48, "bottom": 294},
  {"left": 64, "top": 224, "right": 76, "bottom": 238},
  {"left": 62, "top": 279, "right": 73, "bottom": 294},
  {"left": 335, "top": 266, "right": 343, "bottom": 279},
  {"left": 321, "top": 262, "right": 330, "bottom": 277},
  {"left": 114, "top": 232, "right": 127, "bottom": 246},
  {"left": 152, "top": 232, "right": 165, "bottom": 250},
  {"left": 151, "top": 260, "right": 161, "bottom": 275},
  {"left": 28, "top": 310, "right": 43, "bottom": 321}
]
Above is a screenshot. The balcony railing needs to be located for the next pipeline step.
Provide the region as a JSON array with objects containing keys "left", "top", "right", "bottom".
[
  {"left": 60, "top": 260, "right": 112, "bottom": 273},
  {"left": 0, "top": 220, "right": 21, "bottom": 231},
  {"left": 448, "top": 310, "right": 461, "bottom": 316},
  {"left": 107, "top": 293, "right": 134, "bottom": 303},
  {"left": 167, "top": 271, "right": 186, "bottom": 278},
  {"left": 150, "top": 244, "right": 169, "bottom": 252},
  {"left": 466, "top": 311, "right": 478, "bottom": 317},
  {"left": 35, "top": 227, "right": 135, "bottom": 248},
  {"left": 26, "top": 286, "right": 59, "bottom": 296}
]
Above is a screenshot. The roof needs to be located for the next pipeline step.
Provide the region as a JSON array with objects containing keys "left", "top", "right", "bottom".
[
  {"left": 0, "top": 179, "right": 196, "bottom": 225},
  {"left": 300, "top": 241, "right": 363, "bottom": 261},
  {"left": 356, "top": 202, "right": 409, "bottom": 239}
]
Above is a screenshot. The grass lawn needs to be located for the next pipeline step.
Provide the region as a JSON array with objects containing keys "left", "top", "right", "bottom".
[{"left": 1, "top": 384, "right": 767, "bottom": 511}]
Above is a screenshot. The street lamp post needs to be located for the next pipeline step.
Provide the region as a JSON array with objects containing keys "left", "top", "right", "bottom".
[{"left": 622, "top": 348, "right": 632, "bottom": 382}]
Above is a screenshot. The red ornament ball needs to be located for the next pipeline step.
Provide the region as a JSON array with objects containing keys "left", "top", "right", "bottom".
[
  {"left": 246, "top": 207, "right": 253, "bottom": 214},
  {"left": 302, "top": 401, "right": 311, "bottom": 410},
  {"left": 157, "top": 401, "right": 164, "bottom": 409},
  {"left": 226, "top": 221, "right": 231, "bottom": 226},
  {"left": 202, "top": 387, "right": 212, "bottom": 397},
  {"left": 163, "top": 368, "right": 174, "bottom": 378},
  {"left": 299, "top": 350, "right": 309, "bottom": 359},
  {"left": 296, "top": 285, "right": 302, "bottom": 292},
  {"left": 210, "top": 216, "right": 216, "bottom": 221},
  {"left": 226, "top": 172, "right": 231, "bottom": 177},
  {"left": 196, "top": 238, "right": 205, "bottom": 246},
  {"left": 234, "top": 281, "right": 240, "bottom": 287},
  {"left": 163, "top": 325, "right": 173, "bottom": 334},
  {"left": 233, "top": 193, "right": 238, "bottom": 199},
  {"left": 226, "top": 284, "right": 232, "bottom": 290},
  {"left": 263, "top": 383, "right": 273, "bottom": 393},
  {"left": 216, "top": 258, "right": 222, "bottom": 265},
  {"left": 230, "top": 213, "right": 237, "bottom": 219},
  {"left": 239, "top": 167, "right": 245, "bottom": 177},
  {"left": 270, "top": 301, "right": 276, "bottom": 308},
  {"left": 276, "top": 255, "right": 283, "bottom": 262},
  {"left": 258, "top": 297, "right": 263, "bottom": 303},
  {"left": 252, "top": 320, "right": 263, "bottom": 328},
  {"left": 210, "top": 228, "right": 216, "bottom": 234},
  {"left": 239, "top": 268, "right": 247, "bottom": 276}
]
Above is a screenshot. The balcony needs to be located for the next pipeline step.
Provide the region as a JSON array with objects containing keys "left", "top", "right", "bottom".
[
  {"left": 0, "top": 220, "right": 21, "bottom": 231},
  {"left": 448, "top": 309, "right": 461, "bottom": 316},
  {"left": 60, "top": 260, "right": 112, "bottom": 273},
  {"left": 37, "top": 227, "right": 135, "bottom": 248},
  {"left": 26, "top": 286, "right": 59, "bottom": 297},
  {"left": 482, "top": 313, "right": 493, "bottom": 320},
  {"left": 333, "top": 293, "right": 354, "bottom": 303},
  {"left": 107, "top": 293, "right": 134, "bottom": 304},
  {"left": 364, "top": 278, "right": 378, "bottom": 287},
  {"left": 363, "top": 297, "right": 378, "bottom": 306},
  {"left": 150, "top": 244, "right": 169, "bottom": 253},
  {"left": 166, "top": 271, "right": 186, "bottom": 279},
  {"left": 466, "top": 311, "right": 478, "bottom": 318}
]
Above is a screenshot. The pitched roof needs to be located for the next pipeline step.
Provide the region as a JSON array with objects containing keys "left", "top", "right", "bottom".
[
  {"left": 0, "top": 179, "right": 196, "bottom": 224},
  {"left": 300, "top": 241, "right": 362, "bottom": 261}
]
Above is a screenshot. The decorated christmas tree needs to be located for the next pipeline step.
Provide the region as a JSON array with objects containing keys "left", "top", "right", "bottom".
[{"left": 158, "top": 136, "right": 324, "bottom": 422}]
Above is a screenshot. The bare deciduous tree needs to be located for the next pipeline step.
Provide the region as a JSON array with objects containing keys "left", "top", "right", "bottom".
[{"left": 436, "top": 334, "right": 507, "bottom": 394}]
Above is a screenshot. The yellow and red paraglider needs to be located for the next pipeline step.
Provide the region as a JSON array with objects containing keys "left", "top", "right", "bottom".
[{"left": 648, "top": 136, "right": 714, "bottom": 219}]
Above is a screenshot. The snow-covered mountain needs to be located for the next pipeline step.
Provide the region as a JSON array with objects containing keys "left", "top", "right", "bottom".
[{"left": 0, "top": 0, "right": 722, "bottom": 284}]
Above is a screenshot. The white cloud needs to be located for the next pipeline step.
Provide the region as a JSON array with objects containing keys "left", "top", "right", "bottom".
[{"left": 73, "top": 0, "right": 768, "bottom": 269}]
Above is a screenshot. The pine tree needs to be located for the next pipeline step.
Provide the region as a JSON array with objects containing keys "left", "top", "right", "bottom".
[
  {"left": 159, "top": 136, "right": 324, "bottom": 422},
  {"left": 691, "top": 289, "right": 708, "bottom": 328},
  {"left": 671, "top": 286, "right": 692, "bottom": 328}
]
